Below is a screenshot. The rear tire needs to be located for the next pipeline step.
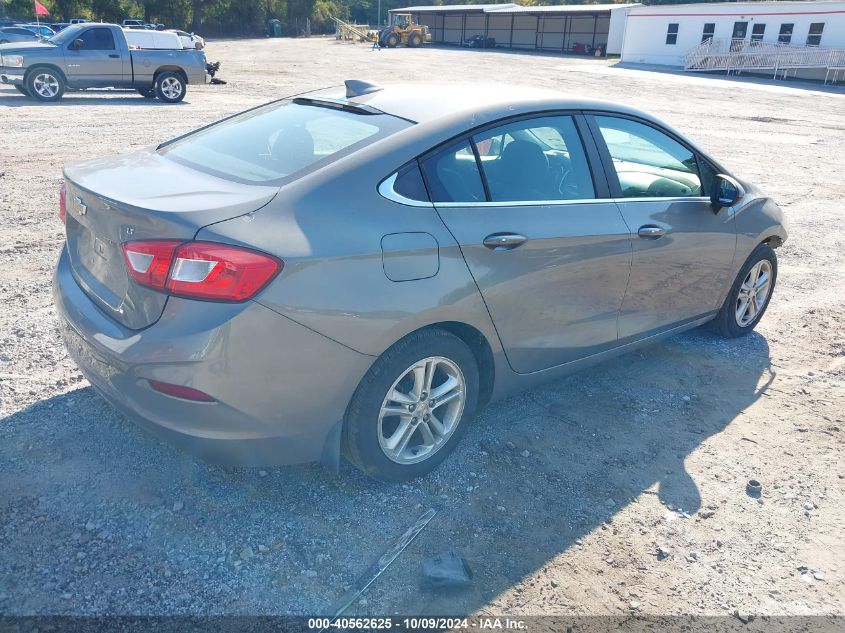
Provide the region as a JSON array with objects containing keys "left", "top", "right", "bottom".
[
  {"left": 26, "top": 66, "right": 65, "bottom": 102},
  {"left": 343, "top": 329, "right": 479, "bottom": 482},
  {"left": 408, "top": 32, "right": 423, "bottom": 48},
  {"left": 709, "top": 243, "right": 777, "bottom": 337},
  {"left": 154, "top": 71, "right": 186, "bottom": 103},
  {"left": 386, "top": 33, "right": 400, "bottom": 48}
]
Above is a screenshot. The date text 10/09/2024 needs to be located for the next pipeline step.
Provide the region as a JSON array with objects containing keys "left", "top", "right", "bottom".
[{"left": 307, "top": 617, "right": 527, "bottom": 630}]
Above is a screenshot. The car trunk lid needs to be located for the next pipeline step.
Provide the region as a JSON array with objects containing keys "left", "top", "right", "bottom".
[{"left": 63, "top": 149, "right": 278, "bottom": 330}]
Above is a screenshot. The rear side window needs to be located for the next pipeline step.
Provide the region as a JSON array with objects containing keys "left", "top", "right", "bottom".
[
  {"left": 160, "top": 101, "right": 409, "bottom": 184},
  {"left": 472, "top": 115, "right": 595, "bottom": 202},
  {"left": 421, "top": 140, "right": 486, "bottom": 203}
]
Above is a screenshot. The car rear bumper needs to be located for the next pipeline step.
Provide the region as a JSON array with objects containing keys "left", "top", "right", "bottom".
[{"left": 53, "top": 246, "right": 373, "bottom": 467}]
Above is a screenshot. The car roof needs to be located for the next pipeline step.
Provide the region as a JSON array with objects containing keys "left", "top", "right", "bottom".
[{"left": 304, "top": 82, "right": 660, "bottom": 128}]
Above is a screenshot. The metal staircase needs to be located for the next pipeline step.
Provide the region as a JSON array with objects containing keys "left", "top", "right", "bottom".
[{"left": 684, "top": 38, "right": 845, "bottom": 84}]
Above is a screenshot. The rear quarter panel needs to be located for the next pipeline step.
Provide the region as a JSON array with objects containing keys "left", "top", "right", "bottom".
[{"left": 193, "top": 141, "right": 504, "bottom": 366}]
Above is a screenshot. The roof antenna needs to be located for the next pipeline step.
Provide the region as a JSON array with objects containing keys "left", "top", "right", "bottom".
[{"left": 345, "top": 80, "right": 383, "bottom": 98}]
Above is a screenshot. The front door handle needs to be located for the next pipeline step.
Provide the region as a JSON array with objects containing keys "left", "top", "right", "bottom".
[
  {"left": 637, "top": 225, "right": 666, "bottom": 239},
  {"left": 483, "top": 233, "right": 527, "bottom": 251},
  {"left": 108, "top": 54, "right": 120, "bottom": 58}
]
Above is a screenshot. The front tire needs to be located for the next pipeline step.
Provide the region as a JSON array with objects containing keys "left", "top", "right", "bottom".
[
  {"left": 14, "top": 84, "right": 31, "bottom": 97},
  {"left": 26, "top": 67, "right": 65, "bottom": 102},
  {"left": 154, "top": 71, "right": 186, "bottom": 103},
  {"left": 343, "top": 329, "right": 479, "bottom": 482},
  {"left": 386, "top": 33, "right": 400, "bottom": 48},
  {"left": 710, "top": 243, "right": 777, "bottom": 337}
]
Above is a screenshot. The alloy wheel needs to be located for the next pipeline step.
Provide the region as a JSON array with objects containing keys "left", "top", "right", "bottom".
[
  {"left": 735, "top": 259, "right": 772, "bottom": 327},
  {"left": 378, "top": 356, "right": 466, "bottom": 465},
  {"left": 33, "top": 73, "right": 59, "bottom": 98},
  {"left": 160, "top": 76, "right": 183, "bottom": 100}
]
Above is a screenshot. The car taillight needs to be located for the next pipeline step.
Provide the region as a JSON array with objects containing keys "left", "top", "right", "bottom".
[
  {"left": 121, "top": 240, "right": 282, "bottom": 302},
  {"left": 59, "top": 182, "right": 67, "bottom": 224}
]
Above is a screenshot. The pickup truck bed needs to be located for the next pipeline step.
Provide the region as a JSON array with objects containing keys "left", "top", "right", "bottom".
[{"left": 0, "top": 22, "right": 207, "bottom": 103}]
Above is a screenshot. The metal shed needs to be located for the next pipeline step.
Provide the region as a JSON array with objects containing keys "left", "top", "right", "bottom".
[{"left": 390, "top": 3, "right": 637, "bottom": 55}]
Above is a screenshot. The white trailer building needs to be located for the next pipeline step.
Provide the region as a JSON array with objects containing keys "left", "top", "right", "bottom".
[{"left": 621, "top": 1, "right": 845, "bottom": 67}]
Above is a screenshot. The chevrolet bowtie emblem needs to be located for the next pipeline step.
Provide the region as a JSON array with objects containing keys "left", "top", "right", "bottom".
[{"left": 73, "top": 196, "right": 87, "bottom": 216}]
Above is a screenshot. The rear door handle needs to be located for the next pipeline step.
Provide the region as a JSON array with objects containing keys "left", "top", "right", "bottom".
[
  {"left": 108, "top": 54, "right": 120, "bottom": 58},
  {"left": 637, "top": 225, "right": 666, "bottom": 239},
  {"left": 483, "top": 233, "right": 527, "bottom": 251}
]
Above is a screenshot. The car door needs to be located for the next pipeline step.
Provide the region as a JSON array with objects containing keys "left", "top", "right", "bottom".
[
  {"left": 64, "top": 26, "right": 126, "bottom": 86},
  {"left": 586, "top": 113, "right": 737, "bottom": 340},
  {"left": 424, "top": 114, "right": 633, "bottom": 374}
]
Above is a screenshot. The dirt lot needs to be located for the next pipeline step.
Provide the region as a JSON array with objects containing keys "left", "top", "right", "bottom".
[{"left": 1, "top": 38, "right": 844, "bottom": 621}]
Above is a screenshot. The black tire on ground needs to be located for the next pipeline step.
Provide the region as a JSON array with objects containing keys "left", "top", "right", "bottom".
[
  {"left": 407, "top": 32, "right": 423, "bottom": 48},
  {"left": 154, "top": 71, "right": 186, "bottom": 103},
  {"left": 709, "top": 242, "right": 778, "bottom": 338},
  {"left": 14, "top": 84, "right": 31, "bottom": 97},
  {"left": 343, "top": 328, "right": 479, "bottom": 482},
  {"left": 137, "top": 87, "right": 156, "bottom": 98},
  {"left": 386, "top": 33, "right": 400, "bottom": 48},
  {"left": 0, "top": 40, "right": 9, "bottom": 44},
  {"left": 25, "top": 66, "right": 65, "bottom": 102}
]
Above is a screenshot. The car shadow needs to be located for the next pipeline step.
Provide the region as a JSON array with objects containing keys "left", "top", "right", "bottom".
[
  {"left": 0, "top": 328, "right": 772, "bottom": 615},
  {"left": 0, "top": 89, "right": 188, "bottom": 107}
]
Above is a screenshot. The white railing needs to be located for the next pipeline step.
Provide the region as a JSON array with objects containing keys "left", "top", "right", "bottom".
[{"left": 684, "top": 38, "right": 845, "bottom": 83}]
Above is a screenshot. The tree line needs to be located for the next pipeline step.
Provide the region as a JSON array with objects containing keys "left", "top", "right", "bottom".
[{"left": 0, "top": 0, "right": 743, "bottom": 37}]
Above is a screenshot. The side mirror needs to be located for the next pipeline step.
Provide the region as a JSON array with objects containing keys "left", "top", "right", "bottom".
[
  {"left": 711, "top": 174, "right": 744, "bottom": 211},
  {"left": 71, "top": 38, "right": 84, "bottom": 50}
]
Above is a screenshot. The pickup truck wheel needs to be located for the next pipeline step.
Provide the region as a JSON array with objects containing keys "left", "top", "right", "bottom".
[
  {"left": 154, "top": 72, "right": 186, "bottom": 103},
  {"left": 14, "top": 84, "right": 31, "bottom": 97},
  {"left": 26, "top": 67, "right": 65, "bottom": 102},
  {"left": 136, "top": 87, "right": 156, "bottom": 99}
]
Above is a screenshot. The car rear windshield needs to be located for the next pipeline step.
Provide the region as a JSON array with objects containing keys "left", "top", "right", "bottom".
[{"left": 159, "top": 100, "right": 410, "bottom": 185}]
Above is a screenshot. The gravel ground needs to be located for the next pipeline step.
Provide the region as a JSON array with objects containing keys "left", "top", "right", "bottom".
[{"left": 0, "top": 38, "right": 843, "bottom": 619}]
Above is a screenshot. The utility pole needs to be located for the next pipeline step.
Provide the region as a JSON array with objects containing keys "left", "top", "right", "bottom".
[{"left": 378, "top": 0, "right": 381, "bottom": 27}]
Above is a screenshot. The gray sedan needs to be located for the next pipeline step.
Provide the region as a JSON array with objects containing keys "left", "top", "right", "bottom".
[{"left": 54, "top": 81, "right": 787, "bottom": 481}]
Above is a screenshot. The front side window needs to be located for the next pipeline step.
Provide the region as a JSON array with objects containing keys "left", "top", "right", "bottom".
[
  {"left": 666, "top": 23, "right": 679, "bottom": 45},
  {"left": 471, "top": 116, "right": 595, "bottom": 202},
  {"left": 161, "top": 101, "right": 407, "bottom": 184},
  {"left": 702, "top": 23, "right": 715, "bottom": 43},
  {"left": 807, "top": 23, "right": 824, "bottom": 46},
  {"left": 421, "top": 140, "right": 486, "bottom": 203},
  {"left": 594, "top": 116, "right": 703, "bottom": 199},
  {"left": 77, "top": 27, "right": 116, "bottom": 50},
  {"left": 778, "top": 23, "right": 794, "bottom": 44}
]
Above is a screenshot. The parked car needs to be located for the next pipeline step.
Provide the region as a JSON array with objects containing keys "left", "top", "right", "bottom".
[
  {"left": 463, "top": 34, "right": 495, "bottom": 48},
  {"left": 168, "top": 29, "right": 204, "bottom": 49},
  {"left": 20, "top": 23, "right": 56, "bottom": 38},
  {"left": 52, "top": 23, "right": 70, "bottom": 32},
  {"left": 0, "top": 18, "right": 24, "bottom": 28},
  {"left": 122, "top": 19, "right": 145, "bottom": 27},
  {"left": 0, "top": 22, "right": 207, "bottom": 102},
  {"left": 53, "top": 81, "right": 787, "bottom": 481},
  {"left": 0, "top": 26, "right": 39, "bottom": 44},
  {"left": 69, "top": 18, "right": 88, "bottom": 24}
]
